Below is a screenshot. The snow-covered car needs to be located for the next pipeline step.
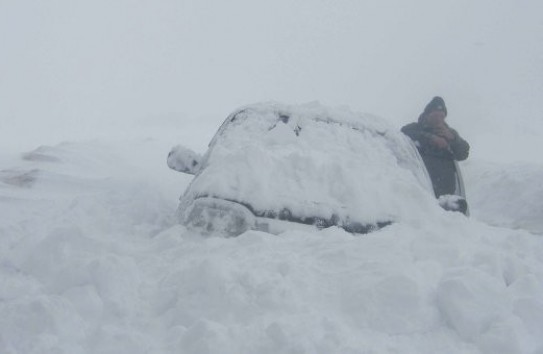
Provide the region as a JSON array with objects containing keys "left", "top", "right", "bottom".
[{"left": 168, "top": 102, "right": 467, "bottom": 236}]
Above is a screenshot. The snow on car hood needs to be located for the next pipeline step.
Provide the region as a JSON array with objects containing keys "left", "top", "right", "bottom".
[{"left": 184, "top": 102, "right": 437, "bottom": 224}]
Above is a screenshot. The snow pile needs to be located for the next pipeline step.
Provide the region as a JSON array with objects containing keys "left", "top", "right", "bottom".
[
  {"left": 183, "top": 102, "right": 436, "bottom": 225},
  {"left": 1, "top": 120, "right": 543, "bottom": 354},
  {"left": 149, "top": 221, "right": 543, "bottom": 354},
  {"left": 463, "top": 159, "right": 543, "bottom": 235}
]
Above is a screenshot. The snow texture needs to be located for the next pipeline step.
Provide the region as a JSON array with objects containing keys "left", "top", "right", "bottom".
[
  {"left": 463, "top": 160, "right": 543, "bottom": 235},
  {"left": 2, "top": 107, "right": 543, "bottom": 354}
]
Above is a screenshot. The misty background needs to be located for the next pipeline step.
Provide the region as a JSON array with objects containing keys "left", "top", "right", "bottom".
[{"left": 2, "top": 0, "right": 542, "bottom": 161}]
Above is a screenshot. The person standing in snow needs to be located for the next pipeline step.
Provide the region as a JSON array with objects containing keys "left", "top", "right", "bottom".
[{"left": 401, "top": 96, "right": 470, "bottom": 197}]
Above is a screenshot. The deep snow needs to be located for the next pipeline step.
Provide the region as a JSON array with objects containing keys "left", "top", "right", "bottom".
[
  {"left": 2, "top": 1, "right": 543, "bottom": 352},
  {"left": 1, "top": 110, "right": 543, "bottom": 354}
]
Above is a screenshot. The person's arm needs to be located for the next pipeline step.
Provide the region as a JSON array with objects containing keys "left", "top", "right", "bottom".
[
  {"left": 448, "top": 129, "right": 470, "bottom": 161},
  {"left": 432, "top": 124, "right": 470, "bottom": 160},
  {"left": 402, "top": 123, "right": 445, "bottom": 148},
  {"left": 401, "top": 123, "right": 428, "bottom": 143}
]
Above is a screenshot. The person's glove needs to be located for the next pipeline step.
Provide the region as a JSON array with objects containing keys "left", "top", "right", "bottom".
[
  {"left": 429, "top": 134, "right": 450, "bottom": 149},
  {"left": 433, "top": 125, "right": 456, "bottom": 141}
]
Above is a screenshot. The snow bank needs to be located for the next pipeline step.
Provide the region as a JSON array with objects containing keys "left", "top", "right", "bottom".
[
  {"left": 1, "top": 124, "right": 543, "bottom": 353},
  {"left": 147, "top": 218, "right": 543, "bottom": 354},
  {"left": 463, "top": 159, "right": 543, "bottom": 235}
]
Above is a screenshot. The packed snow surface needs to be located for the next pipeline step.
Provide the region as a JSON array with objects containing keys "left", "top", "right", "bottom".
[{"left": 1, "top": 108, "right": 543, "bottom": 354}]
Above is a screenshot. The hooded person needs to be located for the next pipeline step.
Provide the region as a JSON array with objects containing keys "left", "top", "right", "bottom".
[{"left": 401, "top": 96, "right": 470, "bottom": 198}]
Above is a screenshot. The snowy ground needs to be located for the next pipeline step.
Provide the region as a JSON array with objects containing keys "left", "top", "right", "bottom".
[{"left": 1, "top": 118, "right": 543, "bottom": 354}]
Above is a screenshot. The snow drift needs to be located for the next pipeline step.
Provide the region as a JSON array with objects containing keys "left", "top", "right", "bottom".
[{"left": 1, "top": 120, "right": 543, "bottom": 354}]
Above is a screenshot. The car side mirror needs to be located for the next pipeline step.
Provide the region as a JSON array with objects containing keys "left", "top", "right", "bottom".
[{"left": 167, "top": 145, "right": 202, "bottom": 175}]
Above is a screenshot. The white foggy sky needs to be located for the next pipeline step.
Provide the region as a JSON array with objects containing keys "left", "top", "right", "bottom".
[{"left": 1, "top": 0, "right": 542, "bottom": 160}]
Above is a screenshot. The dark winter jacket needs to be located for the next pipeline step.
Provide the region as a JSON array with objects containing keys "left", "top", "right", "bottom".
[{"left": 401, "top": 118, "right": 470, "bottom": 197}]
